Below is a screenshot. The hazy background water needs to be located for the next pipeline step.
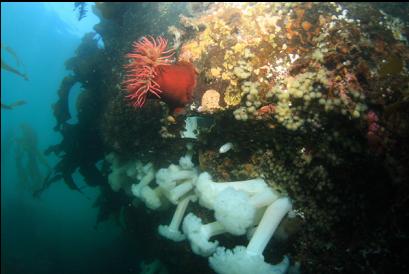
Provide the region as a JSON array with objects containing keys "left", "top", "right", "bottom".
[{"left": 1, "top": 3, "right": 140, "bottom": 273}]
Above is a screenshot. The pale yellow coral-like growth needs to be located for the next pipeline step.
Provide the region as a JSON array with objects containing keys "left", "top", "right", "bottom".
[
  {"left": 232, "top": 43, "right": 246, "bottom": 54},
  {"left": 256, "top": 15, "right": 280, "bottom": 35},
  {"left": 178, "top": 24, "right": 216, "bottom": 63},
  {"left": 210, "top": 67, "right": 221, "bottom": 78},
  {"left": 311, "top": 49, "right": 325, "bottom": 63},
  {"left": 179, "top": 41, "right": 203, "bottom": 63},
  {"left": 224, "top": 85, "right": 242, "bottom": 107}
]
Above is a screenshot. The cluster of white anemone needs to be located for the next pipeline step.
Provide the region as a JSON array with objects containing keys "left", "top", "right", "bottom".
[{"left": 106, "top": 145, "right": 293, "bottom": 274}]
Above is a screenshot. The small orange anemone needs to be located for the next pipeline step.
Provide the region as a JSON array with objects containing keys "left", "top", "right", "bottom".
[{"left": 301, "top": 21, "right": 312, "bottom": 31}]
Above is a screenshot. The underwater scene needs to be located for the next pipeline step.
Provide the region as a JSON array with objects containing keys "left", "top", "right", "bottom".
[{"left": 1, "top": 2, "right": 409, "bottom": 274}]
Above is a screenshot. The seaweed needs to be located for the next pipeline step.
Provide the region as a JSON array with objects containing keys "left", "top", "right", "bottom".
[
  {"left": 93, "top": 184, "right": 128, "bottom": 230},
  {"left": 43, "top": 34, "right": 110, "bottom": 196},
  {"left": 1, "top": 42, "right": 28, "bottom": 81},
  {"left": 73, "top": 2, "right": 88, "bottom": 21},
  {"left": 52, "top": 75, "right": 77, "bottom": 131},
  {"left": 12, "top": 124, "right": 52, "bottom": 195},
  {"left": 1, "top": 100, "right": 26, "bottom": 110}
]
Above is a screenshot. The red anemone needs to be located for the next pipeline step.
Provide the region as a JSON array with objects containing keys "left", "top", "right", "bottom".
[{"left": 123, "top": 36, "right": 197, "bottom": 110}]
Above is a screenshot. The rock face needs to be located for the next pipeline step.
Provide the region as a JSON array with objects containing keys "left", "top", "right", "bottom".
[{"left": 48, "top": 3, "right": 409, "bottom": 273}]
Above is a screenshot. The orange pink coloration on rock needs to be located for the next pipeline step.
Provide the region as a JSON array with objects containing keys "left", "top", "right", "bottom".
[{"left": 123, "top": 36, "right": 197, "bottom": 110}]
